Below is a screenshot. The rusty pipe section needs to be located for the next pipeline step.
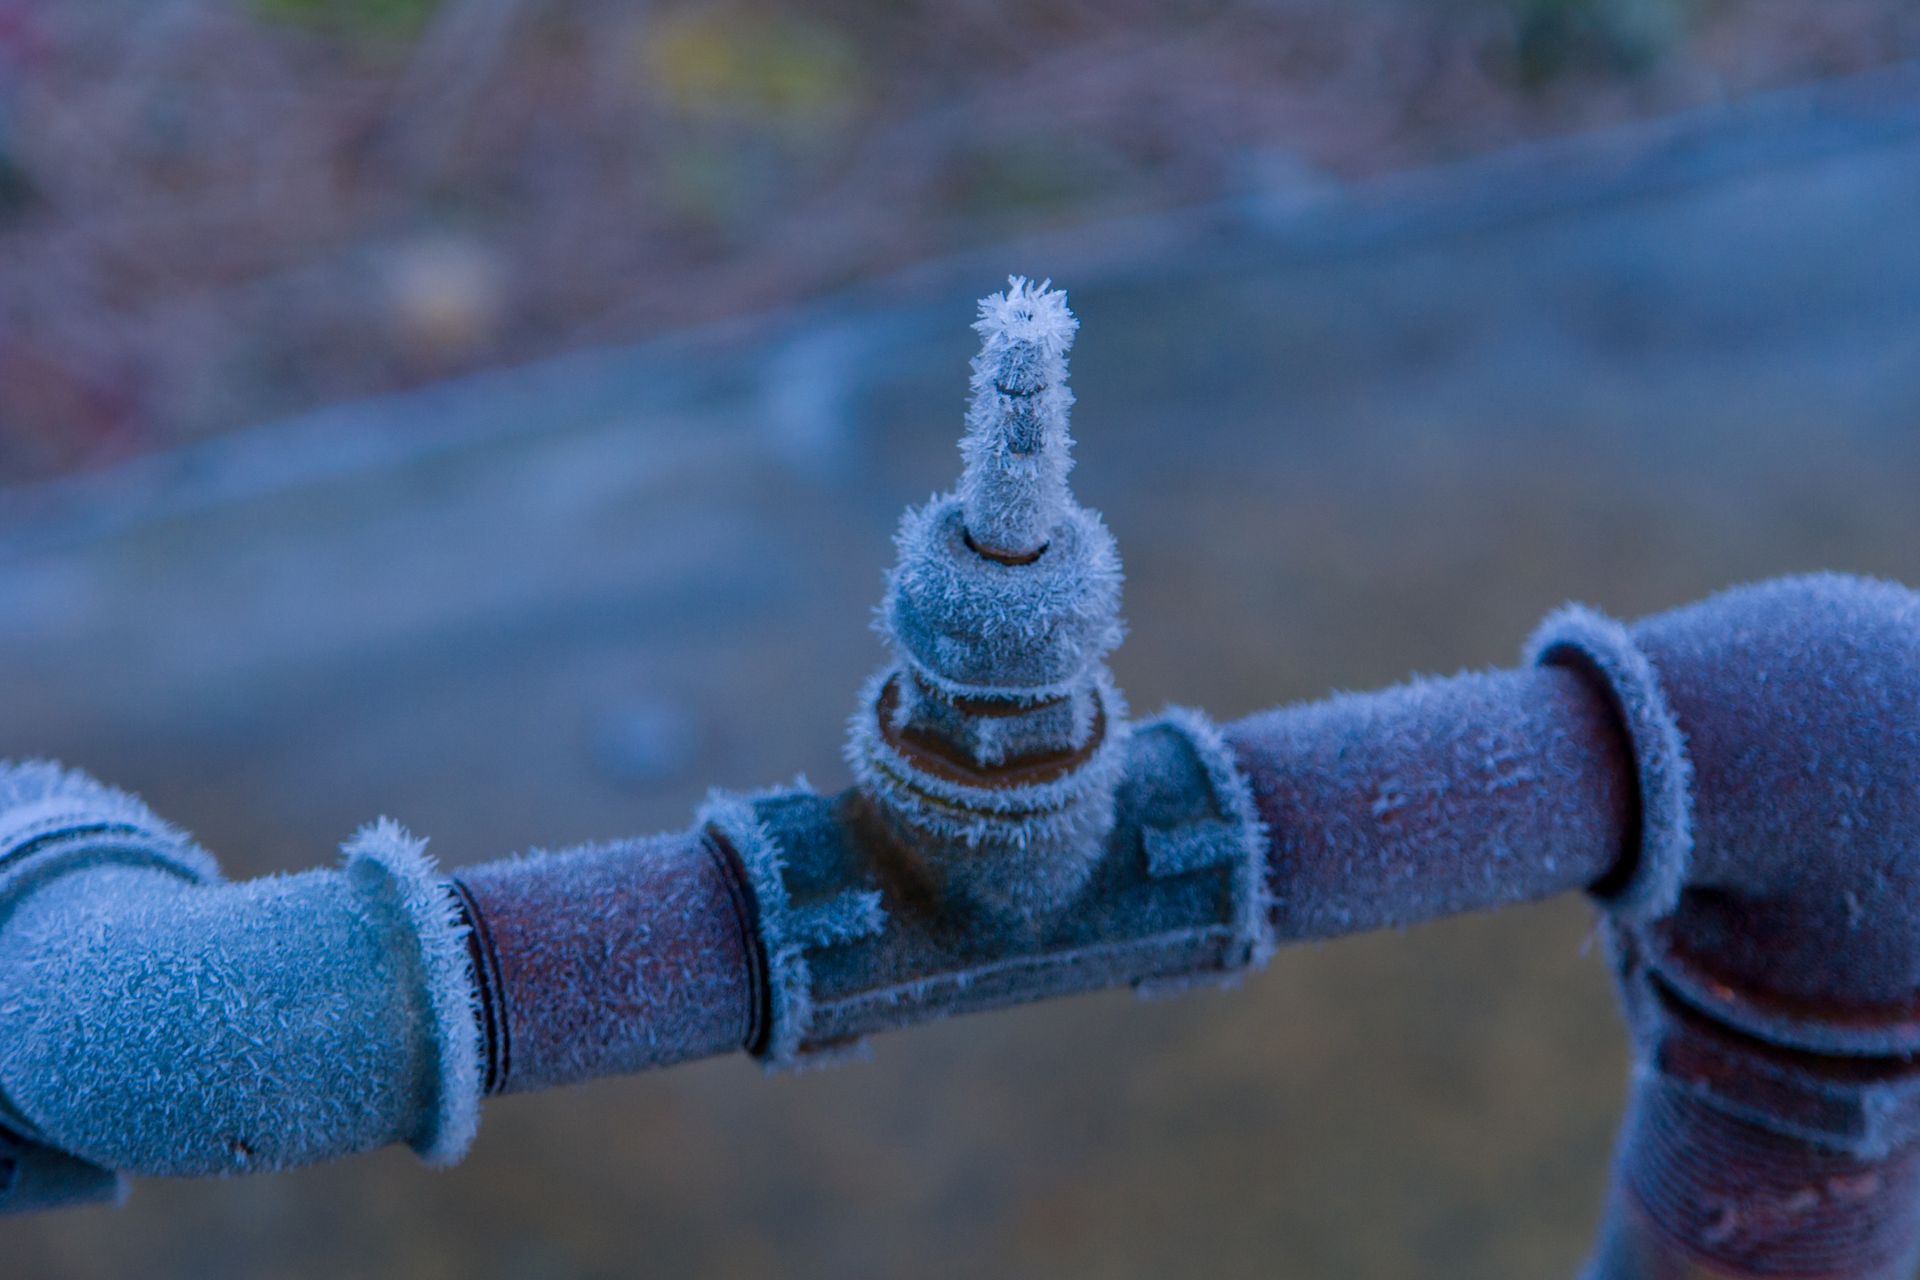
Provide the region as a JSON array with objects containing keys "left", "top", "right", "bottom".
[
  {"left": 1581, "top": 944, "right": 1920, "bottom": 1279},
  {"left": 1585, "top": 1075, "right": 1920, "bottom": 1280},
  {"left": 450, "top": 833, "right": 760, "bottom": 1095},
  {"left": 1227, "top": 664, "right": 1635, "bottom": 939}
]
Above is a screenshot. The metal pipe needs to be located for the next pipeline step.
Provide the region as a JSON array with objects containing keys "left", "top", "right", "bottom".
[
  {"left": 1226, "top": 664, "right": 1636, "bottom": 939},
  {"left": 1588, "top": 1081, "right": 1920, "bottom": 1279},
  {"left": 452, "top": 832, "right": 759, "bottom": 1095},
  {"left": 0, "top": 806, "right": 480, "bottom": 1181}
]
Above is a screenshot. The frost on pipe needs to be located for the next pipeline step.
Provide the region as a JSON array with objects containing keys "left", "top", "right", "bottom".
[
  {"left": 451, "top": 830, "right": 760, "bottom": 1095},
  {"left": 1225, "top": 663, "right": 1634, "bottom": 939},
  {"left": 0, "top": 768, "right": 482, "bottom": 1187}
]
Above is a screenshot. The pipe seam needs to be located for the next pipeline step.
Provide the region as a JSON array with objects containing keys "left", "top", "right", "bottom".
[
  {"left": 1527, "top": 604, "right": 1696, "bottom": 925},
  {"left": 1149, "top": 707, "right": 1275, "bottom": 972},
  {"left": 338, "top": 821, "right": 485, "bottom": 1167},
  {"left": 700, "top": 782, "right": 889, "bottom": 1069}
]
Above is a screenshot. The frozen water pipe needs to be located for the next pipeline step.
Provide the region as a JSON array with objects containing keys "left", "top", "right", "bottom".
[{"left": 4, "top": 281, "right": 1920, "bottom": 1278}]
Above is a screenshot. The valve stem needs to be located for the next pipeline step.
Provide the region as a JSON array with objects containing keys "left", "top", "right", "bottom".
[{"left": 958, "top": 277, "right": 1080, "bottom": 561}]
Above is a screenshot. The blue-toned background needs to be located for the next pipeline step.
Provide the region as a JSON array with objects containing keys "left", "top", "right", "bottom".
[{"left": 3, "top": 4, "right": 1919, "bottom": 1275}]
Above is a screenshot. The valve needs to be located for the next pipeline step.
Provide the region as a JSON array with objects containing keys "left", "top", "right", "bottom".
[
  {"left": 699, "top": 278, "right": 1267, "bottom": 1068},
  {"left": 847, "top": 278, "right": 1130, "bottom": 924}
]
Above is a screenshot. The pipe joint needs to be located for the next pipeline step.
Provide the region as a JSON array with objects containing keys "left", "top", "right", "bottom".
[
  {"left": 710, "top": 710, "right": 1270, "bottom": 1071},
  {"left": 0, "top": 773, "right": 483, "bottom": 1198},
  {"left": 1536, "top": 576, "right": 1920, "bottom": 1061},
  {"left": 1547, "top": 576, "right": 1920, "bottom": 1278}
]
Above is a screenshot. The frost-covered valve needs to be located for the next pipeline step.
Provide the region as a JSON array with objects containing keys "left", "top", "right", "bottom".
[{"left": 849, "top": 278, "right": 1129, "bottom": 923}]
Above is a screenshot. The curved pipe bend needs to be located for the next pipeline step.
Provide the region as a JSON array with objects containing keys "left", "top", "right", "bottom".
[
  {"left": 0, "top": 783, "right": 481, "bottom": 1184},
  {"left": 1545, "top": 574, "right": 1920, "bottom": 1279},
  {"left": 1604, "top": 574, "right": 1920, "bottom": 1050}
]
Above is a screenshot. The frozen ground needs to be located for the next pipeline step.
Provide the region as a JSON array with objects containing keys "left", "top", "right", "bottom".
[{"left": 3, "top": 65, "right": 1919, "bottom": 1280}]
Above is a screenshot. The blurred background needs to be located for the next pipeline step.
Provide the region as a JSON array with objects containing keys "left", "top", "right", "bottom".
[{"left": 3, "top": 1, "right": 1920, "bottom": 1276}]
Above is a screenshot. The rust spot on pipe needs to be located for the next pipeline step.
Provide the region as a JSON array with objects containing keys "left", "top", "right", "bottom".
[
  {"left": 876, "top": 673, "right": 1103, "bottom": 789},
  {"left": 454, "top": 829, "right": 760, "bottom": 1094},
  {"left": 961, "top": 528, "right": 1047, "bottom": 566},
  {"left": 916, "top": 674, "right": 1070, "bottom": 720},
  {"left": 1592, "top": 1073, "right": 1920, "bottom": 1278}
]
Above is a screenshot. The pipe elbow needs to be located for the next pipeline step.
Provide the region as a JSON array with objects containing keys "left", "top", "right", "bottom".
[
  {"left": 1534, "top": 573, "right": 1920, "bottom": 1055},
  {"left": 0, "top": 778, "right": 481, "bottom": 1181}
]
